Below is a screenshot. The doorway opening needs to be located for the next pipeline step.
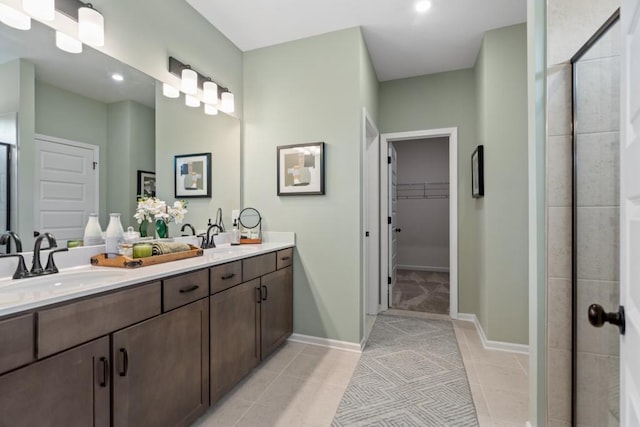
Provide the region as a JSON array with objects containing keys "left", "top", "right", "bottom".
[
  {"left": 391, "top": 137, "right": 450, "bottom": 315},
  {"left": 380, "top": 128, "right": 458, "bottom": 318}
]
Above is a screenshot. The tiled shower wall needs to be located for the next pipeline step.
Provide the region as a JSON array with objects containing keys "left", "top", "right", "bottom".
[{"left": 545, "top": 1, "right": 619, "bottom": 426}]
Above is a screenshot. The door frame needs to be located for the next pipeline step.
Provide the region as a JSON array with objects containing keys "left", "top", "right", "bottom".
[
  {"left": 380, "top": 128, "right": 458, "bottom": 317},
  {"left": 33, "top": 134, "right": 100, "bottom": 232},
  {"left": 362, "top": 108, "right": 380, "bottom": 329}
]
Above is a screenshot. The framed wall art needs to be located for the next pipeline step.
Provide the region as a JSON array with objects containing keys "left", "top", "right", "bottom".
[
  {"left": 174, "top": 153, "right": 212, "bottom": 198},
  {"left": 471, "top": 145, "right": 484, "bottom": 198},
  {"left": 277, "top": 142, "right": 325, "bottom": 196},
  {"left": 137, "top": 170, "right": 156, "bottom": 197}
]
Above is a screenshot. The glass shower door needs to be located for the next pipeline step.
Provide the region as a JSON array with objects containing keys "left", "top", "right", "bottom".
[{"left": 572, "top": 12, "right": 621, "bottom": 427}]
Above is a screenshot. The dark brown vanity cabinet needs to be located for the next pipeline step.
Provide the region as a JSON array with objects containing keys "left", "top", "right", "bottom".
[
  {"left": 210, "top": 278, "right": 260, "bottom": 403},
  {"left": 210, "top": 251, "right": 293, "bottom": 404},
  {"left": 0, "top": 336, "right": 110, "bottom": 427},
  {"left": 112, "top": 298, "right": 209, "bottom": 427},
  {"left": 260, "top": 265, "right": 293, "bottom": 358}
]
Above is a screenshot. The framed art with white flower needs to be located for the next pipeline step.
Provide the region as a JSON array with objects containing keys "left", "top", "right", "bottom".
[{"left": 174, "top": 153, "right": 212, "bottom": 198}]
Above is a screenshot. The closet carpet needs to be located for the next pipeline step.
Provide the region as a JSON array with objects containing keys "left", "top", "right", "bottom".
[
  {"left": 393, "top": 270, "right": 450, "bottom": 315},
  {"left": 331, "top": 314, "right": 478, "bottom": 427}
]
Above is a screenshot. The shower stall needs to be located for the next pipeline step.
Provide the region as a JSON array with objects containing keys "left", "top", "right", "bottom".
[{"left": 571, "top": 10, "right": 621, "bottom": 426}]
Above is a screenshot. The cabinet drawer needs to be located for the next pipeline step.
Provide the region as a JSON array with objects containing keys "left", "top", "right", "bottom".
[
  {"left": 210, "top": 261, "right": 242, "bottom": 294},
  {"left": 242, "top": 252, "right": 276, "bottom": 282},
  {"left": 0, "top": 313, "right": 34, "bottom": 375},
  {"left": 163, "top": 269, "right": 209, "bottom": 311},
  {"left": 38, "top": 282, "right": 161, "bottom": 358},
  {"left": 276, "top": 248, "right": 293, "bottom": 270}
]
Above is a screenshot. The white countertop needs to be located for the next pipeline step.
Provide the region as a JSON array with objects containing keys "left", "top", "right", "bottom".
[{"left": 0, "top": 237, "right": 294, "bottom": 318}]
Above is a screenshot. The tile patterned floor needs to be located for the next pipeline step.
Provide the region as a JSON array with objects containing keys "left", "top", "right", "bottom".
[
  {"left": 194, "top": 316, "right": 529, "bottom": 427},
  {"left": 393, "top": 269, "right": 450, "bottom": 315}
]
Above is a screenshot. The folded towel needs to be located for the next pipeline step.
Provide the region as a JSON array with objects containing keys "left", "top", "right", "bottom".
[{"left": 151, "top": 242, "right": 191, "bottom": 256}]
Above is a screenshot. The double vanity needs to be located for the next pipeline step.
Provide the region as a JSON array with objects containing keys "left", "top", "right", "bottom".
[{"left": 0, "top": 239, "right": 294, "bottom": 426}]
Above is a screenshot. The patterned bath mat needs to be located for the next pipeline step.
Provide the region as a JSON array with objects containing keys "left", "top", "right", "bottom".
[{"left": 332, "top": 314, "right": 478, "bottom": 426}]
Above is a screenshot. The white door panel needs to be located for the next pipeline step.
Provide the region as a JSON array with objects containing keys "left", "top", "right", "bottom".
[
  {"left": 34, "top": 138, "right": 98, "bottom": 245},
  {"left": 388, "top": 144, "right": 398, "bottom": 307},
  {"left": 620, "top": 0, "right": 640, "bottom": 423}
]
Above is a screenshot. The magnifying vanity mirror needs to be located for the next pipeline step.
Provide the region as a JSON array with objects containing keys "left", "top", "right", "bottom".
[
  {"left": 0, "top": 17, "right": 240, "bottom": 251},
  {"left": 238, "top": 207, "right": 262, "bottom": 243}
]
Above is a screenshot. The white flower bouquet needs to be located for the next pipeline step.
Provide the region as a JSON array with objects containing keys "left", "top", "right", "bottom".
[{"left": 134, "top": 197, "right": 188, "bottom": 225}]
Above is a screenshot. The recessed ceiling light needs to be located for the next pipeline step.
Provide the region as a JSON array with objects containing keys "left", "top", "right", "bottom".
[
  {"left": 111, "top": 73, "right": 124, "bottom": 82},
  {"left": 415, "top": 0, "right": 432, "bottom": 13}
]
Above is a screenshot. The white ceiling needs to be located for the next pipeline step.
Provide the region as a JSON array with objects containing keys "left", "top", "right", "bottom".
[{"left": 186, "top": 0, "right": 526, "bottom": 81}]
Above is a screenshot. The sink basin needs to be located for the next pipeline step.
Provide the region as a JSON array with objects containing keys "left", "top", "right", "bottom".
[
  {"left": 0, "top": 269, "right": 128, "bottom": 294},
  {"left": 205, "top": 245, "right": 260, "bottom": 260}
]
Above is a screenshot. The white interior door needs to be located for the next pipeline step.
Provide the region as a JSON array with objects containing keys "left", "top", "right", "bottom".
[
  {"left": 620, "top": 1, "right": 640, "bottom": 424},
  {"left": 34, "top": 137, "right": 98, "bottom": 245},
  {"left": 363, "top": 111, "right": 380, "bottom": 316},
  {"left": 388, "top": 144, "right": 398, "bottom": 308}
]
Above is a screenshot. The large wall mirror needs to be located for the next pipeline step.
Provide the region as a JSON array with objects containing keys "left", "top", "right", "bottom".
[{"left": 0, "top": 18, "right": 240, "bottom": 250}]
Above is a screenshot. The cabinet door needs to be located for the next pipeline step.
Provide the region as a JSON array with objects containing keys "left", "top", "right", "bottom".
[
  {"left": 0, "top": 336, "right": 110, "bottom": 427},
  {"left": 210, "top": 278, "right": 260, "bottom": 403},
  {"left": 260, "top": 265, "right": 293, "bottom": 359},
  {"left": 112, "top": 299, "right": 209, "bottom": 427}
]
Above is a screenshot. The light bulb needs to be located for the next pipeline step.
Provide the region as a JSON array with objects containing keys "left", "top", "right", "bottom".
[
  {"left": 56, "top": 31, "right": 83, "bottom": 53},
  {"left": 0, "top": 4, "right": 31, "bottom": 30},
  {"left": 203, "top": 81, "right": 218, "bottom": 104},
  {"left": 78, "top": 5, "right": 104, "bottom": 47},
  {"left": 23, "top": 0, "right": 54, "bottom": 21},
  {"left": 181, "top": 68, "right": 198, "bottom": 95},
  {"left": 415, "top": 0, "right": 431, "bottom": 13},
  {"left": 185, "top": 94, "right": 200, "bottom": 108},
  {"left": 221, "top": 92, "right": 234, "bottom": 113},
  {"left": 162, "top": 83, "right": 180, "bottom": 98},
  {"left": 204, "top": 104, "right": 218, "bottom": 116}
]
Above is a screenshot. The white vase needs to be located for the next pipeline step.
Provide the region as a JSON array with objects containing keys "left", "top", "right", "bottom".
[
  {"left": 105, "top": 213, "right": 124, "bottom": 254},
  {"left": 83, "top": 213, "right": 104, "bottom": 246}
]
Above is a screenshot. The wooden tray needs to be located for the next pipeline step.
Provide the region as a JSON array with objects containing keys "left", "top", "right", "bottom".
[
  {"left": 90, "top": 245, "right": 203, "bottom": 268},
  {"left": 240, "top": 238, "right": 262, "bottom": 244}
]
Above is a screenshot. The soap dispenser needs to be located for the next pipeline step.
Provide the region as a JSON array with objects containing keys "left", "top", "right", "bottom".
[{"left": 231, "top": 218, "right": 240, "bottom": 245}]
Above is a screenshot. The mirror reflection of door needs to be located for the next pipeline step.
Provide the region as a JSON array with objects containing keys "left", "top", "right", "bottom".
[{"left": 0, "top": 143, "right": 10, "bottom": 234}]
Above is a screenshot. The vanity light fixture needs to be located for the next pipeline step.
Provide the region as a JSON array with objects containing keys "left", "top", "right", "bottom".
[
  {"left": 181, "top": 67, "right": 198, "bottom": 95},
  {"left": 203, "top": 80, "right": 218, "bottom": 104},
  {"left": 23, "top": 0, "right": 54, "bottom": 21},
  {"left": 415, "top": 0, "right": 432, "bottom": 13},
  {"left": 55, "top": 31, "right": 82, "bottom": 53},
  {"left": 185, "top": 94, "right": 200, "bottom": 108},
  {"left": 162, "top": 83, "right": 180, "bottom": 98},
  {"left": 167, "top": 56, "right": 234, "bottom": 117},
  {"left": 0, "top": 3, "right": 31, "bottom": 30},
  {"left": 78, "top": 3, "right": 104, "bottom": 46},
  {"left": 221, "top": 91, "right": 234, "bottom": 113},
  {"left": 204, "top": 104, "right": 218, "bottom": 116}
]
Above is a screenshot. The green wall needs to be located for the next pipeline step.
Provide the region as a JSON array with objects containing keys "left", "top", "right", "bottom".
[
  {"left": 155, "top": 83, "right": 241, "bottom": 234},
  {"left": 379, "top": 69, "right": 480, "bottom": 319},
  {"left": 243, "top": 28, "right": 373, "bottom": 344},
  {"left": 475, "top": 24, "right": 528, "bottom": 345},
  {"left": 107, "top": 101, "right": 155, "bottom": 229}
]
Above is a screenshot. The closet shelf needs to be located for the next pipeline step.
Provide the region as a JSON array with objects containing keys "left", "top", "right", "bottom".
[{"left": 397, "top": 182, "right": 449, "bottom": 199}]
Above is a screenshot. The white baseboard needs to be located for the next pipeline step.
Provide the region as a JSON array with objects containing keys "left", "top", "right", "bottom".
[
  {"left": 457, "top": 313, "right": 529, "bottom": 354},
  {"left": 397, "top": 264, "right": 450, "bottom": 273},
  {"left": 288, "top": 333, "right": 363, "bottom": 353}
]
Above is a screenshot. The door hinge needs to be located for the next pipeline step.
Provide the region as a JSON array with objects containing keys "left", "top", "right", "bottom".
[
  {"left": 92, "top": 161, "right": 98, "bottom": 170},
  {"left": 387, "top": 156, "right": 391, "bottom": 164},
  {"left": 388, "top": 276, "right": 391, "bottom": 285},
  {"left": 388, "top": 217, "right": 391, "bottom": 225},
  {"left": 365, "top": 231, "right": 369, "bottom": 237}
]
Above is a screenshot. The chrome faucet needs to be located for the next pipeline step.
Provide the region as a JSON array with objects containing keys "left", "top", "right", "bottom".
[{"left": 180, "top": 223, "right": 196, "bottom": 236}]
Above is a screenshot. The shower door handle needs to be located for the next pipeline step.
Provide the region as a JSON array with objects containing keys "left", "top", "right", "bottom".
[{"left": 588, "top": 304, "right": 625, "bottom": 335}]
